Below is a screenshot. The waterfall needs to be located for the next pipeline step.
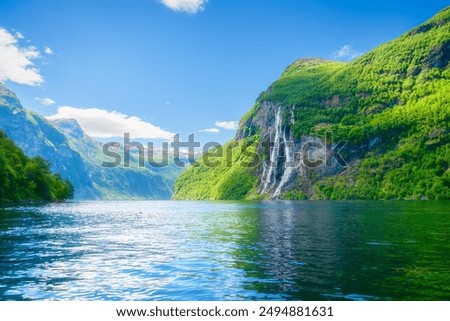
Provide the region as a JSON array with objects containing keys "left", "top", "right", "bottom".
[
  {"left": 261, "top": 107, "right": 282, "bottom": 194},
  {"left": 273, "top": 106, "right": 297, "bottom": 197},
  {"left": 260, "top": 106, "right": 299, "bottom": 198},
  {"left": 274, "top": 127, "right": 295, "bottom": 197}
]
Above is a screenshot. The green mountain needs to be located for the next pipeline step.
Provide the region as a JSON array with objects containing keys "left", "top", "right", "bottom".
[
  {"left": 174, "top": 7, "right": 450, "bottom": 200},
  {"left": 0, "top": 130, "right": 73, "bottom": 203},
  {"left": 0, "top": 83, "right": 183, "bottom": 200}
]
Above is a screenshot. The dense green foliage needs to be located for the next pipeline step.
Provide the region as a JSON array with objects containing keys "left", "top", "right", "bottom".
[
  {"left": 174, "top": 7, "right": 450, "bottom": 200},
  {"left": 280, "top": 190, "right": 308, "bottom": 200},
  {"left": 0, "top": 130, "right": 73, "bottom": 203},
  {"left": 173, "top": 137, "right": 260, "bottom": 200}
]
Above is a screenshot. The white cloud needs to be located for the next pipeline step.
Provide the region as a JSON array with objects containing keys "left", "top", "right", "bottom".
[
  {"left": 199, "top": 128, "right": 219, "bottom": 133},
  {"left": 15, "top": 32, "right": 24, "bottom": 39},
  {"left": 35, "top": 97, "right": 56, "bottom": 106},
  {"left": 47, "top": 106, "right": 175, "bottom": 140},
  {"left": 44, "top": 47, "right": 53, "bottom": 55},
  {"left": 160, "top": 0, "right": 207, "bottom": 14},
  {"left": 215, "top": 121, "right": 239, "bottom": 130},
  {"left": 333, "top": 45, "right": 362, "bottom": 61},
  {"left": 0, "top": 28, "right": 43, "bottom": 86}
]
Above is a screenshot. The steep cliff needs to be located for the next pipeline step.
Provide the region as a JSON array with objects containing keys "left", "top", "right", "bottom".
[{"left": 174, "top": 7, "right": 450, "bottom": 200}]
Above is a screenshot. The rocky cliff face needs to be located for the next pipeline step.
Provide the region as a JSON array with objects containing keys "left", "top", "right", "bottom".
[{"left": 237, "top": 101, "right": 344, "bottom": 199}]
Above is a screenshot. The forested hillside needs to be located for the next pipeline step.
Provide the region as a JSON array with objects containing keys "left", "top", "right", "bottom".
[{"left": 0, "top": 130, "right": 73, "bottom": 203}]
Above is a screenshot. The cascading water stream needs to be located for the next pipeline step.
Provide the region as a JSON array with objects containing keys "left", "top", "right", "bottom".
[
  {"left": 261, "top": 108, "right": 282, "bottom": 194},
  {"left": 274, "top": 128, "right": 295, "bottom": 197},
  {"left": 261, "top": 106, "right": 299, "bottom": 198},
  {"left": 273, "top": 107, "right": 297, "bottom": 197}
]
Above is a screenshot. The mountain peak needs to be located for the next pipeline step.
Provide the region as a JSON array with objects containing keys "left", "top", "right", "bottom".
[
  {"left": 0, "top": 82, "right": 22, "bottom": 110},
  {"left": 289, "top": 58, "right": 334, "bottom": 67},
  {"left": 283, "top": 58, "right": 340, "bottom": 75},
  {"left": 50, "top": 118, "right": 86, "bottom": 139}
]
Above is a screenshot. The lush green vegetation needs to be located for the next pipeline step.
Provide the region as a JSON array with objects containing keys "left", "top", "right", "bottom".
[
  {"left": 173, "top": 137, "right": 260, "bottom": 200},
  {"left": 0, "top": 130, "right": 73, "bottom": 203},
  {"left": 174, "top": 7, "right": 450, "bottom": 200},
  {"left": 280, "top": 190, "right": 308, "bottom": 200}
]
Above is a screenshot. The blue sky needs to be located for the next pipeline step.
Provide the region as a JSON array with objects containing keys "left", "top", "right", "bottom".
[{"left": 1, "top": 0, "right": 448, "bottom": 144}]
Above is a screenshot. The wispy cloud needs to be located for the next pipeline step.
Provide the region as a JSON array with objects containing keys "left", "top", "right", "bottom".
[
  {"left": 0, "top": 28, "right": 43, "bottom": 86},
  {"left": 333, "top": 45, "right": 362, "bottom": 61},
  {"left": 47, "top": 106, "right": 175, "bottom": 140},
  {"left": 160, "top": 0, "right": 208, "bottom": 14},
  {"left": 215, "top": 121, "right": 238, "bottom": 130},
  {"left": 35, "top": 97, "right": 56, "bottom": 106},
  {"left": 44, "top": 47, "right": 53, "bottom": 55},
  {"left": 199, "top": 128, "right": 219, "bottom": 133}
]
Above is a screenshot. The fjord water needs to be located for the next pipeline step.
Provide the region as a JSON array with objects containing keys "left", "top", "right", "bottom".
[{"left": 0, "top": 201, "right": 448, "bottom": 301}]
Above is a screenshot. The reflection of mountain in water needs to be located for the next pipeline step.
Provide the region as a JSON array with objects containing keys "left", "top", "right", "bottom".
[{"left": 228, "top": 202, "right": 446, "bottom": 300}]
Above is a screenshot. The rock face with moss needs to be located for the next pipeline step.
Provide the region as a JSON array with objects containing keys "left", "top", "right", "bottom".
[{"left": 174, "top": 7, "right": 450, "bottom": 200}]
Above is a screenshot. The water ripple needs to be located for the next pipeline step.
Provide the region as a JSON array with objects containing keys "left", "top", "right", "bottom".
[{"left": 0, "top": 200, "right": 449, "bottom": 300}]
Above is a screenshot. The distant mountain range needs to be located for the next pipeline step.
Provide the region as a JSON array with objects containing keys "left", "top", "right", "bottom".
[
  {"left": 0, "top": 83, "right": 184, "bottom": 200},
  {"left": 174, "top": 6, "right": 450, "bottom": 200}
]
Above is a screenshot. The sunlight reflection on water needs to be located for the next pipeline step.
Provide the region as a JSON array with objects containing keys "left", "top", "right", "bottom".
[{"left": 0, "top": 201, "right": 449, "bottom": 300}]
